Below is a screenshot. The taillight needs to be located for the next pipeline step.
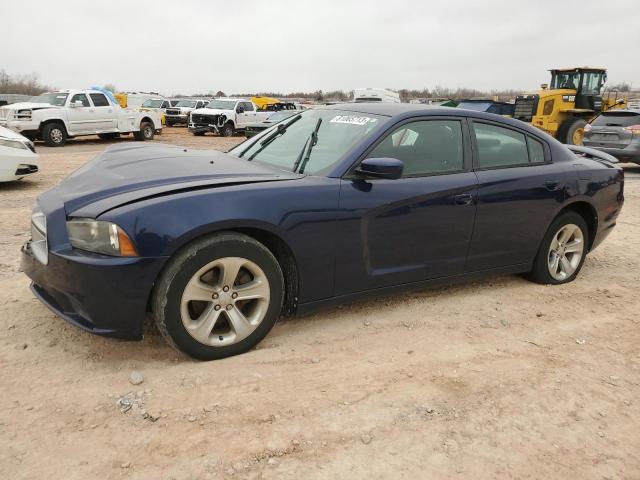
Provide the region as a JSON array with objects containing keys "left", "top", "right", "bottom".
[
  {"left": 624, "top": 125, "right": 640, "bottom": 135},
  {"left": 584, "top": 123, "right": 592, "bottom": 132}
]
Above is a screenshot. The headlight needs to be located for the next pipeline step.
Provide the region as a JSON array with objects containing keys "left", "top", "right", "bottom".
[
  {"left": 66, "top": 219, "right": 138, "bottom": 257},
  {"left": 0, "top": 137, "right": 28, "bottom": 150},
  {"left": 15, "top": 109, "right": 32, "bottom": 120}
]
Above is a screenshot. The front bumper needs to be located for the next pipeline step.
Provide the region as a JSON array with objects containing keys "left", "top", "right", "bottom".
[
  {"left": 0, "top": 150, "right": 39, "bottom": 181},
  {"left": 165, "top": 114, "right": 188, "bottom": 123},
  {"left": 21, "top": 241, "right": 167, "bottom": 340}
]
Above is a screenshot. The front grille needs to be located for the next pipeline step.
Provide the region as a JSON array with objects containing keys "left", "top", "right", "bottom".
[
  {"left": 513, "top": 95, "right": 539, "bottom": 122},
  {"left": 166, "top": 109, "right": 181, "bottom": 115},
  {"left": 191, "top": 114, "right": 218, "bottom": 124}
]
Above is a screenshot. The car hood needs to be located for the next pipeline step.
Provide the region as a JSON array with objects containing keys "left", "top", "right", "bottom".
[
  {"left": 56, "top": 143, "right": 302, "bottom": 216},
  {"left": 192, "top": 108, "right": 232, "bottom": 115},
  {"left": 1, "top": 102, "right": 58, "bottom": 111}
]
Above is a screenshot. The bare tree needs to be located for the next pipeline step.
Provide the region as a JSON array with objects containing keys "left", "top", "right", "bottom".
[{"left": 0, "top": 70, "right": 50, "bottom": 95}]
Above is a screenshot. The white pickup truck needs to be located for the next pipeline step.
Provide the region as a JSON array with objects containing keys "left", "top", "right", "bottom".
[
  {"left": 0, "top": 89, "right": 162, "bottom": 147},
  {"left": 189, "top": 98, "right": 271, "bottom": 136}
]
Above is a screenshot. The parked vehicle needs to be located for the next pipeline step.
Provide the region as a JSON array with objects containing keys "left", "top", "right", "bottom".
[
  {"left": 244, "top": 109, "right": 302, "bottom": 138},
  {"left": 0, "top": 90, "right": 162, "bottom": 147},
  {"left": 114, "top": 92, "right": 163, "bottom": 109},
  {"left": 139, "top": 98, "right": 172, "bottom": 126},
  {"left": 513, "top": 67, "right": 627, "bottom": 145},
  {"left": 189, "top": 98, "right": 270, "bottom": 136},
  {"left": 165, "top": 99, "right": 209, "bottom": 126},
  {"left": 22, "top": 104, "right": 624, "bottom": 360},
  {"left": 583, "top": 109, "right": 640, "bottom": 164},
  {"left": 0, "top": 125, "right": 38, "bottom": 182},
  {"left": 457, "top": 99, "right": 515, "bottom": 116},
  {"left": 353, "top": 88, "right": 401, "bottom": 103}
]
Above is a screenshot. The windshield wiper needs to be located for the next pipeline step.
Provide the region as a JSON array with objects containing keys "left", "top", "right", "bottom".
[
  {"left": 241, "top": 114, "right": 302, "bottom": 160},
  {"left": 293, "top": 118, "right": 322, "bottom": 174}
]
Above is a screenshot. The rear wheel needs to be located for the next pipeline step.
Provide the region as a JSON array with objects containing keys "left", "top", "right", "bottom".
[
  {"left": 133, "top": 121, "right": 154, "bottom": 141},
  {"left": 42, "top": 123, "right": 67, "bottom": 147},
  {"left": 558, "top": 118, "right": 587, "bottom": 145},
  {"left": 152, "top": 232, "right": 284, "bottom": 360},
  {"left": 527, "top": 211, "right": 588, "bottom": 285}
]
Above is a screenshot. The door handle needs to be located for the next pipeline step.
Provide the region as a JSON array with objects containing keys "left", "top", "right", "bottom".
[
  {"left": 544, "top": 181, "right": 560, "bottom": 191},
  {"left": 454, "top": 193, "right": 473, "bottom": 206}
]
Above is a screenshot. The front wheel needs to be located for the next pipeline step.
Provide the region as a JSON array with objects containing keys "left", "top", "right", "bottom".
[
  {"left": 133, "top": 121, "right": 155, "bottom": 141},
  {"left": 220, "top": 122, "right": 235, "bottom": 137},
  {"left": 527, "top": 211, "right": 588, "bottom": 285},
  {"left": 42, "top": 123, "right": 67, "bottom": 147},
  {"left": 152, "top": 232, "right": 284, "bottom": 360}
]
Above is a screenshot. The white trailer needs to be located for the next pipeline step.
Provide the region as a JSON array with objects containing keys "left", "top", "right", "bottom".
[{"left": 353, "top": 88, "right": 401, "bottom": 103}]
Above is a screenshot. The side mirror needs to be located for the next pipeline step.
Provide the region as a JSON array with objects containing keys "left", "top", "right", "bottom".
[
  {"left": 70, "top": 101, "right": 84, "bottom": 108},
  {"left": 355, "top": 157, "right": 404, "bottom": 180},
  {"left": 236, "top": 106, "right": 245, "bottom": 114}
]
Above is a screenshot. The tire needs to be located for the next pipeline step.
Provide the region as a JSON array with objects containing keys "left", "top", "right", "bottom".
[
  {"left": 133, "top": 121, "right": 155, "bottom": 141},
  {"left": 152, "top": 232, "right": 284, "bottom": 360},
  {"left": 192, "top": 131, "right": 205, "bottom": 136},
  {"left": 221, "top": 122, "right": 235, "bottom": 137},
  {"left": 527, "top": 211, "right": 589, "bottom": 285},
  {"left": 558, "top": 118, "right": 588, "bottom": 146},
  {"left": 42, "top": 123, "right": 67, "bottom": 147},
  {"left": 97, "top": 132, "right": 120, "bottom": 140}
]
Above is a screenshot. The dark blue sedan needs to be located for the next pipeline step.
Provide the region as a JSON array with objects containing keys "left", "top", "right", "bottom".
[{"left": 21, "top": 104, "right": 624, "bottom": 360}]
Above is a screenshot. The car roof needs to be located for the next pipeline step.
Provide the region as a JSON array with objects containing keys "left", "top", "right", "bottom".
[{"left": 316, "top": 102, "right": 556, "bottom": 140}]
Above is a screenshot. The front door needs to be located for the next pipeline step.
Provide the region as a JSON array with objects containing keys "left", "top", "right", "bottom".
[
  {"left": 335, "top": 118, "right": 478, "bottom": 294},
  {"left": 66, "top": 94, "right": 94, "bottom": 133}
]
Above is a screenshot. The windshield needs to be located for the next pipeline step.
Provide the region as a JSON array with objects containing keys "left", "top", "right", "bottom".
[
  {"left": 229, "top": 109, "right": 385, "bottom": 175},
  {"left": 142, "top": 99, "right": 164, "bottom": 108},
  {"left": 28, "top": 93, "right": 69, "bottom": 106},
  {"left": 175, "top": 100, "right": 197, "bottom": 108},
  {"left": 206, "top": 100, "right": 237, "bottom": 110},
  {"left": 550, "top": 71, "right": 581, "bottom": 90}
]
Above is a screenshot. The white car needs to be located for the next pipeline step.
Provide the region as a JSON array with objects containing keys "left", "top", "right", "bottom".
[
  {"left": 189, "top": 98, "right": 271, "bottom": 136},
  {"left": 0, "top": 126, "right": 38, "bottom": 182},
  {"left": 164, "top": 99, "right": 209, "bottom": 126},
  {"left": 0, "top": 89, "right": 162, "bottom": 147}
]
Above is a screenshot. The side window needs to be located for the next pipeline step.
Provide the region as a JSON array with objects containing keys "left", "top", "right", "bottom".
[
  {"left": 196, "top": 101, "right": 205, "bottom": 108},
  {"left": 473, "top": 123, "right": 529, "bottom": 168},
  {"left": 367, "top": 120, "right": 465, "bottom": 176},
  {"left": 241, "top": 102, "right": 254, "bottom": 112},
  {"left": 89, "top": 93, "right": 109, "bottom": 107},
  {"left": 162, "top": 101, "right": 170, "bottom": 108},
  {"left": 70, "top": 94, "right": 90, "bottom": 107},
  {"left": 528, "top": 136, "right": 545, "bottom": 163}
]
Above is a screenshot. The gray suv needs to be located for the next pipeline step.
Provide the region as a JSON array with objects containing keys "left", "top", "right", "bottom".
[{"left": 583, "top": 109, "right": 640, "bottom": 163}]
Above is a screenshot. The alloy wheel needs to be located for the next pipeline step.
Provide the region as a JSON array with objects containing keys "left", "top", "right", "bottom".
[
  {"left": 547, "top": 223, "right": 585, "bottom": 281},
  {"left": 180, "top": 257, "right": 270, "bottom": 346}
]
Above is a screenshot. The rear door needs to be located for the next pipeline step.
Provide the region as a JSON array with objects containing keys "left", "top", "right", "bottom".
[
  {"left": 465, "top": 120, "right": 566, "bottom": 271},
  {"left": 335, "top": 117, "right": 478, "bottom": 294},
  {"left": 88, "top": 93, "right": 118, "bottom": 130}
]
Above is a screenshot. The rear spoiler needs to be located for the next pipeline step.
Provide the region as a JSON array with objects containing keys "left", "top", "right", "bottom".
[{"left": 567, "top": 145, "right": 619, "bottom": 164}]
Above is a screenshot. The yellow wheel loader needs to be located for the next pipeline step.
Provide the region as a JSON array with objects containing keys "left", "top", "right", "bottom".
[{"left": 513, "top": 67, "right": 627, "bottom": 145}]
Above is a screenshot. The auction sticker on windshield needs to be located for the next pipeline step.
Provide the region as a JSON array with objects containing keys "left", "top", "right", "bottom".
[{"left": 329, "top": 115, "right": 377, "bottom": 126}]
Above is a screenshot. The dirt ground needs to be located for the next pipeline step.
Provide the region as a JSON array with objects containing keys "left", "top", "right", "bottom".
[{"left": 1, "top": 127, "right": 639, "bottom": 480}]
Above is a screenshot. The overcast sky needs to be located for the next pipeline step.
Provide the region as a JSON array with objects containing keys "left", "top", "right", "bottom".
[{"left": 3, "top": 0, "right": 639, "bottom": 95}]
